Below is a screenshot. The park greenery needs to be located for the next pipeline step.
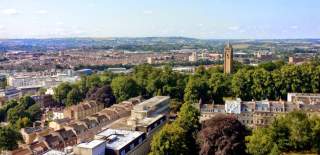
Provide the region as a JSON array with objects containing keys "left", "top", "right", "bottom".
[
  {"left": 246, "top": 111, "right": 320, "bottom": 155},
  {"left": 150, "top": 102, "right": 200, "bottom": 155},
  {"left": 48, "top": 61, "right": 293, "bottom": 107},
  {"left": 0, "top": 96, "right": 40, "bottom": 151},
  {"left": 0, "top": 96, "right": 41, "bottom": 128}
]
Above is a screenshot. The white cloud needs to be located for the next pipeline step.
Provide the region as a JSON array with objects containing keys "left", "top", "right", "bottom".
[
  {"left": 35, "top": 10, "right": 48, "bottom": 14},
  {"left": 2, "top": 9, "right": 19, "bottom": 15},
  {"left": 143, "top": 10, "right": 153, "bottom": 15},
  {"left": 228, "top": 26, "right": 240, "bottom": 31},
  {"left": 0, "top": 25, "right": 4, "bottom": 30},
  {"left": 290, "top": 25, "right": 299, "bottom": 29}
]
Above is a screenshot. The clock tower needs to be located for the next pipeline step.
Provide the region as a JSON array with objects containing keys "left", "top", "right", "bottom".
[{"left": 224, "top": 42, "right": 233, "bottom": 74}]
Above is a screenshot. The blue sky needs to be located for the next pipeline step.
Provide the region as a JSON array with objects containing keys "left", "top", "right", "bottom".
[{"left": 0, "top": 0, "right": 319, "bottom": 39}]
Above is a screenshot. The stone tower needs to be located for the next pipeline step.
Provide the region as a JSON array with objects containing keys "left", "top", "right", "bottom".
[{"left": 224, "top": 42, "right": 233, "bottom": 74}]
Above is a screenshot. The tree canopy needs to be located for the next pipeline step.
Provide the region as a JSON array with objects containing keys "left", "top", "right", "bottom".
[
  {"left": 0, "top": 126, "right": 22, "bottom": 151},
  {"left": 246, "top": 111, "right": 320, "bottom": 155},
  {"left": 197, "top": 114, "right": 248, "bottom": 155}
]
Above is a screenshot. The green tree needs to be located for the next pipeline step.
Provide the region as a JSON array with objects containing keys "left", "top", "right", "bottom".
[
  {"left": 184, "top": 75, "right": 209, "bottom": 103},
  {"left": 0, "top": 126, "right": 22, "bottom": 151},
  {"left": 169, "top": 99, "right": 183, "bottom": 114},
  {"left": 19, "top": 96, "right": 36, "bottom": 109},
  {"left": 251, "top": 68, "right": 274, "bottom": 100},
  {"left": 246, "top": 128, "right": 274, "bottom": 155},
  {"left": 208, "top": 72, "right": 230, "bottom": 104},
  {"left": 133, "top": 64, "right": 154, "bottom": 97},
  {"left": 0, "top": 100, "right": 18, "bottom": 122},
  {"left": 53, "top": 82, "right": 72, "bottom": 104},
  {"left": 176, "top": 102, "right": 200, "bottom": 154},
  {"left": 150, "top": 123, "right": 188, "bottom": 155},
  {"left": 111, "top": 76, "right": 140, "bottom": 102},
  {"left": 66, "top": 88, "right": 82, "bottom": 106},
  {"left": 232, "top": 68, "right": 253, "bottom": 101},
  {"left": 86, "top": 74, "right": 102, "bottom": 89},
  {"left": 26, "top": 103, "right": 41, "bottom": 121},
  {"left": 7, "top": 107, "right": 28, "bottom": 125},
  {"left": 16, "top": 117, "right": 32, "bottom": 129},
  {"left": 310, "top": 116, "right": 320, "bottom": 153},
  {"left": 246, "top": 111, "right": 316, "bottom": 155}
]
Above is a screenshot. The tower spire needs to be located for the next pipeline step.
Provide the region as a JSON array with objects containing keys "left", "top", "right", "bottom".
[{"left": 224, "top": 41, "right": 233, "bottom": 74}]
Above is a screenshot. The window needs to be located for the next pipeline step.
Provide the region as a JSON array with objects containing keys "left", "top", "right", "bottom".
[
  {"left": 139, "top": 138, "right": 143, "bottom": 144},
  {"left": 121, "top": 150, "right": 126, "bottom": 155},
  {"left": 130, "top": 143, "right": 135, "bottom": 150}
]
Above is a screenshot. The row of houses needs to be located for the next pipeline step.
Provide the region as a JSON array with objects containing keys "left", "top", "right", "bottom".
[
  {"left": 200, "top": 93, "right": 320, "bottom": 128},
  {"left": 74, "top": 96, "right": 170, "bottom": 155},
  {"left": 13, "top": 97, "right": 143, "bottom": 155}
]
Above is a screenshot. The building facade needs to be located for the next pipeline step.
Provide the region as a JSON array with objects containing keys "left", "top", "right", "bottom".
[{"left": 200, "top": 97, "right": 320, "bottom": 128}]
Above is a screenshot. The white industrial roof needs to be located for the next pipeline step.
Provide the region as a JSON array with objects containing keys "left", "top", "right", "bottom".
[
  {"left": 96, "top": 129, "right": 144, "bottom": 150},
  {"left": 77, "top": 139, "right": 106, "bottom": 149}
]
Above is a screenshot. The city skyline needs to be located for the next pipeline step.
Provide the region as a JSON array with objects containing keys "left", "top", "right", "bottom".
[{"left": 0, "top": 0, "right": 319, "bottom": 39}]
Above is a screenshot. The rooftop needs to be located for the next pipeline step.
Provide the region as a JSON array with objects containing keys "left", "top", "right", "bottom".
[
  {"left": 133, "top": 96, "right": 169, "bottom": 111},
  {"left": 77, "top": 140, "right": 106, "bottom": 149},
  {"left": 95, "top": 129, "right": 144, "bottom": 150},
  {"left": 43, "top": 150, "right": 66, "bottom": 155},
  {"left": 136, "top": 114, "right": 164, "bottom": 127}
]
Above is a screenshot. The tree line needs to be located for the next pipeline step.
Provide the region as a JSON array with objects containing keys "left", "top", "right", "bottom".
[{"left": 54, "top": 59, "right": 320, "bottom": 107}]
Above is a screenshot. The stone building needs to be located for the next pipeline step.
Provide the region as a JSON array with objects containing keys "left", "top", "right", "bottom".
[
  {"left": 63, "top": 100, "right": 104, "bottom": 120},
  {"left": 200, "top": 96, "right": 320, "bottom": 128}
]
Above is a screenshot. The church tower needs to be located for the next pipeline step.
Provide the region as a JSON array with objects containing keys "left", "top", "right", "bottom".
[{"left": 224, "top": 42, "right": 233, "bottom": 74}]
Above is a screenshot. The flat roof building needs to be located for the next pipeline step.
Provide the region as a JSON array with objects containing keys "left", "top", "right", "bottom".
[
  {"left": 96, "top": 129, "right": 147, "bottom": 155},
  {"left": 131, "top": 96, "right": 170, "bottom": 119},
  {"left": 74, "top": 140, "right": 106, "bottom": 155}
]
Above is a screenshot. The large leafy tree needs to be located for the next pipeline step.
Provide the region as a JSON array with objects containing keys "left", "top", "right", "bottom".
[
  {"left": 66, "top": 88, "right": 82, "bottom": 106},
  {"left": 197, "top": 114, "right": 248, "bottom": 155},
  {"left": 208, "top": 72, "right": 230, "bottom": 104},
  {"left": 133, "top": 64, "right": 154, "bottom": 97},
  {"left": 251, "top": 68, "right": 274, "bottom": 100},
  {"left": 53, "top": 82, "right": 72, "bottom": 104},
  {"left": 184, "top": 75, "right": 210, "bottom": 104},
  {"left": 0, "top": 126, "right": 22, "bottom": 151},
  {"left": 176, "top": 102, "right": 201, "bottom": 154},
  {"left": 111, "top": 76, "right": 140, "bottom": 102},
  {"left": 150, "top": 123, "right": 188, "bottom": 155},
  {"left": 26, "top": 103, "right": 41, "bottom": 121},
  {"left": 246, "top": 127, "right": 275, "bottom": 155},
  {"left": 0, "top": 100, "right": 18, "bottom": 122},
  {"left": 231, "top": 68, "right": 253, "bottom": 101},
  {"left": 246, "top": 111, "right": 320, "bottom": 155},
  {"left": 86, "top": 85, "right": 116, "bottom": 107},
  {"left": 150, "top": 102, "right": 200, "bottom": 155}
]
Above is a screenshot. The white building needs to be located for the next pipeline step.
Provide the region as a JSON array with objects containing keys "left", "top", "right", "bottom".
[
  {"left": 225, "top": 99, "right": 242, "bottom": 114},
  {"left": 188, "top": 52, "right": 198, "bottom": 62},
  {"left": 95, "top": 129, "right": 147, "bottom": 155},
  {"left": 7, "top": 73, "right": 80, "bottom": 89},
  {"left": 130, "top": 96, "right": 170, "bottom": 119},
  {"left": 74, "top": 140, "right": 106, "bottom": 155},
  {"left": 75, "top": 129, "right": 148, "bottom": 155}
]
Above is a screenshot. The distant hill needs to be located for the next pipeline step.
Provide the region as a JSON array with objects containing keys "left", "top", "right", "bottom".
[{"left": 0, "top": 37, "right": 319, "bottom": 52}]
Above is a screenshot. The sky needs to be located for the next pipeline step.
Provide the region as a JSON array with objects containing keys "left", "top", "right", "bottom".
[{"left": 0, "top": 0, "right": 319, "bottom": 39}]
